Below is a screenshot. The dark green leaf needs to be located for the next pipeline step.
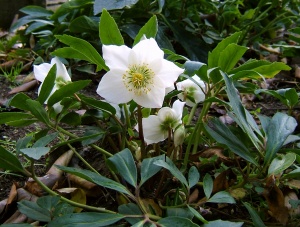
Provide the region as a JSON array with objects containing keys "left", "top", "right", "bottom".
[
  {"left": 33, "top": 132, "right": 58, "bottom": 148},
  {"left": 203, "top": 220, "right": 243, "bottom": 227},
  {"left": 16, "top": 136, "right": 33, "bottom": 153},
  {"left": 204, "top": 118, "right": 258, "bottom": 165},
  {"left": 0, "top": 112, "right": 34, "bottom": 124},
  {"left": 60, "top": 112, "right": 81, "bottom": 126},
  {"left": 108, "top": 148, "right": 137, "bottom": 187},
  {"left": 18, "top": 200, "right": 51, "bottom": 222},
  {"left": 20, "top": 147, "right": 50, "bottom": 160},
  {"left": 52, "top": 47, "right": 95, "bottom": 63},
  {"left": 7, "top": 93, "right": 31, "bottom": 111},
  {"left": 165, "top": 208, "right": 193, "bottom": 219},
  {"left": 94, "top": 0, "right": 139, "bottom": 15},
  {"left": 188, "top": 166, "right": 200, "bottom": 188},
  {"left": 140, "top": 155, "right": 164, "bottom": 186},
  {"left": 70, "top": 16, "right": 98, "bottom": 33},
  {"left": 55, "top": 35, "right": 108, "bottom": 71},
  {"left": 81, "top": 127, "right": 105, "bottom": 146},
  {"left": 207, "top": 191, "right": 235, "bottom": 204},
  {"left": 264, "top": 112, "right": 297, "bottom": 165},
  {"left": 203, "top": 174, "right": 213, "bottom": 199},
  {"left": 187, "top": 205, "right": 208, "bottom": 224},
  {"left": 37, "top": 64, "right": 56, "bottom": 104},
  {"left": 20, "top": 6, "right": 53, "bottom": 17},
  {"left": 99, "top": 9, "right": 124, "bottom": 45},
  {"left": 118, "top": 203, "right": 143, "bottom": 225},
  {"left": 154, "top": 157, "right": 188, "bottom": 187},
  {"left": 184, "top": 61, "right": 206, "bottom": 77},
  {"left": 243, "top": 202, "right": 266, "bottom": 227},
  {"left": 79, "top": 95, "right": 116, "bottom": 115},
  {"left": 133, "top": 15, "right": 158, "bottom": 46},
  {"left": 47, "top": 80, "right": 91, "bottom": 106},
  {"left": 0, "top": 146, "right": 25, "bottom": 173},
  {"left": 26, "top": 100, "right": 50, "bottom": 125},
  {"left": 37, "top": 196, "right": 60, "bottom": 211},
  {"left": 55, "top": 165, "right": 132, "bottom": 196},
  {"left": 157, "top": 216, "right": 198, "bottom": 227},
  {"left": 48, "top": 213, "right": 124, "bottom": 227}
]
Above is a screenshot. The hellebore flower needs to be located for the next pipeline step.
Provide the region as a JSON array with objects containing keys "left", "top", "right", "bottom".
[
  {"left": 34, "top": 57, "right": 71, "bottom": 112},
  {"left": 176, "top": 75, "right": 206, "bottom": 107},
  {"left": 97, "top": 37, "right": 184, "bottom": 108},
  {"left": 135, "top": 100, "right": 185, "bottom": 144}
]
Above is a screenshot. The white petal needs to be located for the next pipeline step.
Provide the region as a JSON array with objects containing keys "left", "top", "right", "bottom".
[
  {"left": 34, "top": 63, "right": 52, "bottom": 82},
  {"left": 52, "top": 102, "right": 63, "bottom": 113},
  {"left": 194, "top": 90, "right": 206, "bottom": 103},
  {"left": 102, "top": 45, "right": 131, "bottom": 70},
  {"left": 155, "top": 59, "right": 184, "bottom": 87},
  {"left": 129, "top": 38, "right": 164, "bottom": 65},
  {"left": 141, "top": 116, "right": 167, "bottom": 144},
  {"left": 97, "top": 70, "right": 132, "bottom": 104},
  {"left": 172, "top": 100, "right": 185, "bottom": 119},
  {"left": 51, "top": 57, "right": 71, "bottom": 81},
  {"left": 157, "top": 107, "right": 176, "bottom": 121},
  {"left": 133, "top": 78, "right": 165, "bottom": 108},
  {"left": 165, "top": 85, "right": 175, "bottom": 95}
]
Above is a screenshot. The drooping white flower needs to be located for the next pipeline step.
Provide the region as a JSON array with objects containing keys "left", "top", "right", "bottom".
[
  {"left": 34, "top": 57, "right": 71, "bottom": 112},
  {"left": 176, "top": 75, "right": 206, "bottom": 107},
  {"left": 135, "top": 100, "right": 185, "bottom": 144},
  {"left": 97, "top": 37, "right": 184, "bottom": 108}
]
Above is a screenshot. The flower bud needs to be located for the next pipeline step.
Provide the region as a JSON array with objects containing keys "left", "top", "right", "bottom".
[{"left": 173, "top": 125, "right": 186, "bottom": 147}]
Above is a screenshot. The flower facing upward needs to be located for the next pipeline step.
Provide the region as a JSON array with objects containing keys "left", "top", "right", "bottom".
[
  {"left": 34, "top": 57, "right": 71, "bottom": 112},
  {"left": 176, "top": 75, "right": 206, "bottom": 107},
  {"left": 97, "top": 37, "right": 184, "bottom": 108},
  {"left": 135, "top": 100, "right": 185, "bottom": 144}
]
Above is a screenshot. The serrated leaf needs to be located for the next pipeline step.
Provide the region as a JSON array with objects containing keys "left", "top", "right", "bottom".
[
  {"left": 55, "top": 165, "right": 132, "bottom": 196},
  {"left": 55, "top": 35, "right": 107, "bottom": 71},
  {"left": 140, "top": 155, "right": 164, "bottom": 186},
  {"left": 20, "top": 147, "right": 50, "bottom": 160},
  {"left": 188, "top": 166, "right": 200, "bottom": 188},
  {"left": 108, "top": 148, "right": 137, "bottom": 187},
  {"left": 133, "top": 15, "right": 158, "bottom": 46},
  {"left": 48, "top": 213, "right": 124, "bottom": 227},
  {"left": 47, "top": 80, "right": 91, "bottom": 106},
  {"left": 18, "top": 200, "right": 51, "bottom": 222},
  {"left": 207, "top": 191, "right": 236, "bottom": 204},
  {"left": 0, "top": 146, "right": 25, "bottom": 173},
  {"left": 99, "top": 9, "right": 124, "bottom": 45},
  {"left": 154, "top": 157, "right": 188, "bottom": 187}
]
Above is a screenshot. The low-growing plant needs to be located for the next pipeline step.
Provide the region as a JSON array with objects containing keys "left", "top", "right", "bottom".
[{"left": 1, "top": 7, "right": 300, "bottom": 227}]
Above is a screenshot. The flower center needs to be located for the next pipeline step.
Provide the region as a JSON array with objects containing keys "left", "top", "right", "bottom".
[
  {"left": 55, "top": 76, "right": 69, "bottom": 88},
  {"left": 123, "top": 64, "right": 154, "bottom": 95}
]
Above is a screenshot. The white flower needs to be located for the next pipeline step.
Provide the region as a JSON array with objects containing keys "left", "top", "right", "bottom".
[
  {"left": 135, "top": 100, "right": 185, "bottom": 144},
  {"left": 176, "top": 75, "right": 206, "bottom": 107},
  {"left": 97, "top": 37, "right": 184, "bottom": 108},
  {"left": 34, "top": 57, "right": 71, "bottom": 112}
]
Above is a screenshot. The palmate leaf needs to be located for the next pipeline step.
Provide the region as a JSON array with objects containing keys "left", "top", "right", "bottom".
[
  {"left": 18, "top": 200, "right": 51, "bottom": 222},
  {"left": 99, "top": 9, "right": 124, "bottom": 45},
  {"left": 48, "top": 213, "right": 124, "bottom": 227},
  {"left": 140, "top": 154, "right": 164, "bottom": 186}
]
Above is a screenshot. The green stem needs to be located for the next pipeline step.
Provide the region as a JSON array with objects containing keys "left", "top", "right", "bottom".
[
  {"left": 137, "top": 105, "right": 146, "bottom": 159},
  {"left": 31, "top": 168, "right": 116, "bottom": 214},
  {"left": 57, "top": 126, "right": 113, "bottom": 157}
]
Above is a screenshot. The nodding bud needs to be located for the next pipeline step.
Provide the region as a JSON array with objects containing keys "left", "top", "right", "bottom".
[{"left": 173, "top": 125, "right": 186, "bottom": 147}]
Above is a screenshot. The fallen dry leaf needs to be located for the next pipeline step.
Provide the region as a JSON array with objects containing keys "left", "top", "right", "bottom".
[
  {"left": 56, "top": 187, "right": 86, "bottom": 213},
  {"left": 8, "top": 80, "right": 37, "bottom": 95},
  {"left": 263, "top": 175, "right": 289, "bottom": 225},
  {"left": 284, "top": 190, "right": 300, "bottom": 217},
  {"left": 213, "top": 169, "right": 236, "bottom": 194},
  {"left": 188, "top": 188, "right": 199, "bottom": 203}
]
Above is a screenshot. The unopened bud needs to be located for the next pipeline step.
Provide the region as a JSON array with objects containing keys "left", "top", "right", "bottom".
[{"left": 174, "top": 125, "right": 186, "bottom": 147}]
